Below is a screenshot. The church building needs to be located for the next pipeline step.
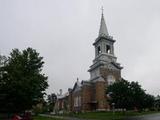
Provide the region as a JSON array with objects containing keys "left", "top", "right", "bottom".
[{"left": 55, "top": 11, "right": 123, "bottom": 113}]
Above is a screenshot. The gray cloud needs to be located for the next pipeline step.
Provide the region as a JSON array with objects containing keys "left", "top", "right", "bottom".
[{"left": 0, "top": 0, "right": 160, "bottom": 96}]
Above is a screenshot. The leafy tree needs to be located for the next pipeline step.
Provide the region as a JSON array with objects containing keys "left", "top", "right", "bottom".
[
  {"left": 129, "top": 81, "right": 146, "bottom": 109},
  {"left": 0, "top": 55, "right": 7, "bottom": 66},
  {"left": 32, "top": 98, "right": 47, "bottom": 115},
  {"left": 143, "top": 94, "right": 155, "bottom": 109},
  {"left": 0, "top": 55, "right": 8, "bottom": 112},
  {"left": 0, "top": 54, "right": 7, "bottom": 81},
  {"left": 154, "top": 95, "right": 160, "bottom": 110},
  {"left": 107, "top": 79, "right": 154, "bottom": 110},
  {"left": 0, "top": 48, "right": 48, "bottom": 113},
  {"left": 47, "top": 93, "right": 57, "bottom": 112},
  {"left": 107, "top": 79, "right": 133, "bottom": 110}
]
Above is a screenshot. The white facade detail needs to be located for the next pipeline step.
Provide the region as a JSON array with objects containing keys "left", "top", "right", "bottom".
[
  {"left": 90, "top": 68, "right": 99, "bottom": 79},
  {"left": 107, "top": 75, "right": 115, "bottom": 85}
]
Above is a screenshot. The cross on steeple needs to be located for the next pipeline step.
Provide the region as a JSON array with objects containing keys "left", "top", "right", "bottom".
[
  {"left": 101, "top": 6, "right": 104, "bottom": 15},
  {"left": 99, "top": 6, "right": 109, "bottom": 37}
]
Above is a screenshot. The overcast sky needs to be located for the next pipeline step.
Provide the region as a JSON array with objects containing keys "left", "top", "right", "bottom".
[{"left": 0, "top": 0, "right": 160, "bottom": 96}]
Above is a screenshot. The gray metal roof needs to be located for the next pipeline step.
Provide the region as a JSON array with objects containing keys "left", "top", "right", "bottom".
[{"left": 99, "top": 13, "right": 109, "bottom": 37}]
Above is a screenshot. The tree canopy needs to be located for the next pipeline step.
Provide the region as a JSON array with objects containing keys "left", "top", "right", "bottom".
[
  {"left": 107, "top": 79, "right": 155, "bottom": 110},
  {"left": 47, "top": 93, "right": 57, "bottom": 112},
  {"left": 0, "top": 48, "right": 48, "bottom": 113}
]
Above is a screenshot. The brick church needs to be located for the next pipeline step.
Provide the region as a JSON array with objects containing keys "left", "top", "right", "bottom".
[{"left": 55, "top": 11, "right": 123, "bottom": 113}]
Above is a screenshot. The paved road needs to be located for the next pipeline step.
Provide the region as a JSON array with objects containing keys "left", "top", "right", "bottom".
[
  {"left": 40, "top": 113, "right": 160, "bottom": 120},
  {"left": 126, "top": 113, "right": 160, "bottom": 120}
]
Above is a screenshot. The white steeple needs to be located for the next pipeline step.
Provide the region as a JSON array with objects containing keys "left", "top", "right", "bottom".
[{"left": 99, "top": 7, "right": 109, "bottom": 37}]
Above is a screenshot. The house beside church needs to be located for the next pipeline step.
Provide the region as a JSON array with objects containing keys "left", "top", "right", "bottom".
[{"left": 55, "top": 11, "right": 123, "bottom": 113}]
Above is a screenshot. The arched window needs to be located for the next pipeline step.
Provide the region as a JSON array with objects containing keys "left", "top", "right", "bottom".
[
  {"left": 73, "top": 96, "right": 81, "bottom": 107},
  {"left": 78, "top": 96, "right": 81, "bottom": 107},
  {"left": 106, "top": 45, "right": 111, "bottom": 54},
  {"left": 97, "top": 46, "right": 101, "bottom": 55}
]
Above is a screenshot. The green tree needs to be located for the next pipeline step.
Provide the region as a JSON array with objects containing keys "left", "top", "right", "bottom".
[
  {"left": 129, "top": 81, "right": 146, "bottom": 109},
  {"left": 154, "top": 95, "right": 160, "bottom": 110},
  {"left": 107, "top": 79, "right": 133, "bottom": 110},
  {"left": 47, "top": 93, "right": 57, "bottom": 112},
  {"left": 107, "top": 79, "right": 154, "bottom": 110},
  {"left": 0, "top": 55, "right": 8, "bottom": 112},
  {"left": 0, "top": 48, "right": 48, "bottom": 113},
  {"left": 143, "top": 94, "right": 155, "bottom": 109}
]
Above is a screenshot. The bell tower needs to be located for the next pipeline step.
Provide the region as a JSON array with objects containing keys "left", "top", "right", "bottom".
[
  {"left": 94, "top": 12, "right": 117, "bottom": 63},
  {"left": 88, "top": 9, "right": 122, "bottom": 84}
]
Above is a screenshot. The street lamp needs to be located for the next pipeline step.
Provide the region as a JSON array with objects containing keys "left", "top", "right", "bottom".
[{"left": 112, "top": 103, "right": 115, "bottom": 120}]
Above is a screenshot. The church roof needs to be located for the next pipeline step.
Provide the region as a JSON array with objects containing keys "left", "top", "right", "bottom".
[
  {"left": 72, "top": 79, "right": 82, "bottom": 92},
  {"left": 57, "top": 92, "right": 69, "bottom": 99},
  {"left": 99, "top": 13, "right": 109, "bottom": 37}
]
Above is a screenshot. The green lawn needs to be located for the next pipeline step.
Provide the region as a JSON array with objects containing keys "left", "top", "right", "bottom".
[
  {"left": 34, "top": 116, "right": 63, "bottom": 120},
  {"left": 67, "top": 111, "right": 160, "bottom": 120},
  {"left": 68, "top": 111, "right": 125, "bottom": 120},
  {"left": 33, "top": 111, "right": 160, "bottom": 120}
]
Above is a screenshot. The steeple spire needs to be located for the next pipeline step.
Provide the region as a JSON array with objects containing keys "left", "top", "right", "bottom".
[{"left": 99, "top": 7, "right": 109, "bottom": 37}]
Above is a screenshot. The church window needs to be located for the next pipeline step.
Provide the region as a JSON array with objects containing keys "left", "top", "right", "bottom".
[
  {"left": 106, "top": 45, "right": 111, "bottom": 54},
  {"left": 62, "top": 101, "right": 64, "bottom": 109},
  {"left": 58, "top": 101, "right": 60, "bottom": 108},
  {"left": 74, "top": 98, "right": 76, "bottom": 107},
  {"left": 107, "top": 75, "right": 115, "bottom": 85},
  {"left": 74, "top": 96, "right": 81, "bottom": 107},
  {"left": 78, "top": 96, "right": 81, "bottom": 106},
  {"left": 74, "top": 96, "right": 79, "bottom": 107},
  {"left": 97, "top": 46, "right": 101, "bottom": 55}
]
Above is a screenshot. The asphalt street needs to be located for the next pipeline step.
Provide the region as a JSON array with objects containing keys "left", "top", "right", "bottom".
[
  {"left": 40, "top": 113, "right": 160, "bottom": 120},
  {"left": 126, "top": 113, "right": 160, "bottom": 120}
]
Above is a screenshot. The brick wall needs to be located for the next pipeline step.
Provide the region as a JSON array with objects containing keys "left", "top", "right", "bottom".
[
  {"left": 81, "top": 84, "right": 92, "bottom": 111},
  {"left": 95, "top": 80, "right": 108, "bottom": 110}
]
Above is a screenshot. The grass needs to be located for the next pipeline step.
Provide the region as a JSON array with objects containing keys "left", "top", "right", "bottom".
[
  {"left": 66, "top": 111, "right": 160, "bottom": 120},
  {"left": 33, "top": 111, "right": 160, "bottom": 120},
  {"left": 67, "top": 111, "right": 125, "bottom": 120},
  {"left": 34, "top": 116, "right": 63, "bottom": 120}
]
